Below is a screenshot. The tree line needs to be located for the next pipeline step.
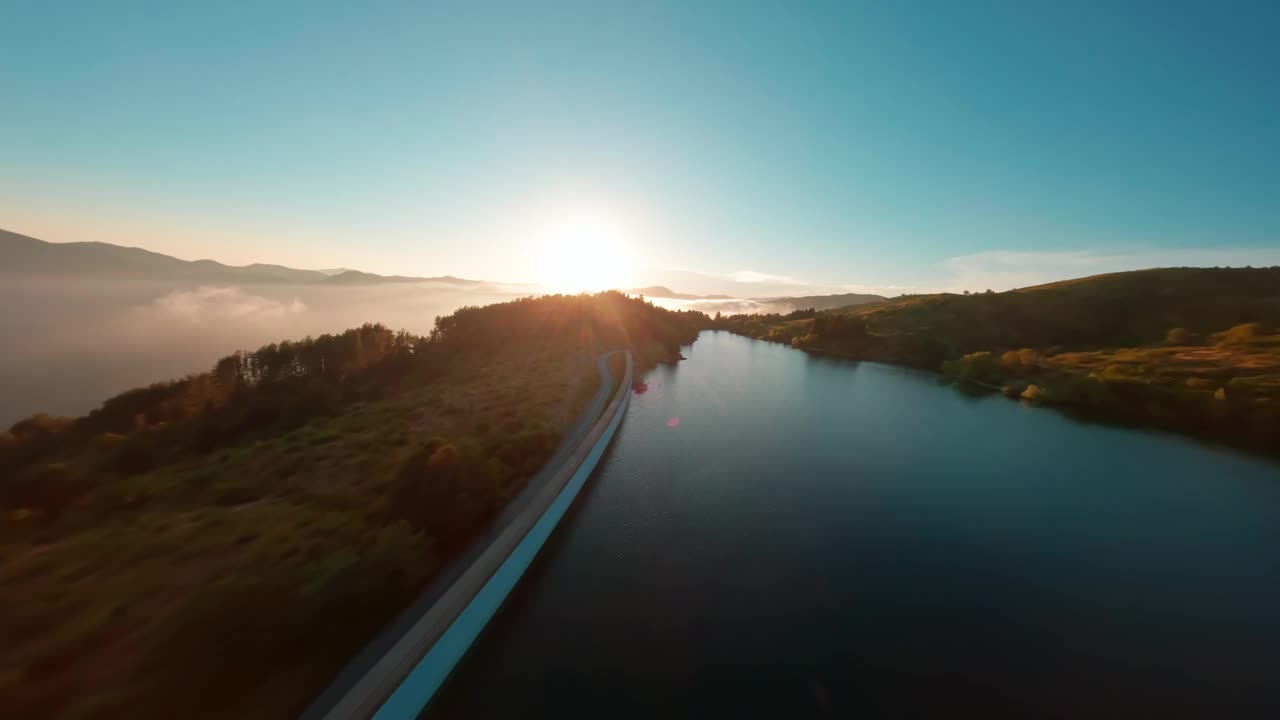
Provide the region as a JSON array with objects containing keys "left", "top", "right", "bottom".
[{"left": 2, "top": 291, "right": 711, "bottom": 505}]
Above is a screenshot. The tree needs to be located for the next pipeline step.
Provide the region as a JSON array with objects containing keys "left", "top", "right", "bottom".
[
  {"left": 942, "top": 351, "right": 1001, "bottom": 383},
  {"left": 999, "top": 348, "right": 1039, "bottom": 371}
]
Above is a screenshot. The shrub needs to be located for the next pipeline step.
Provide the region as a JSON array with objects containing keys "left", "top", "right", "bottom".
[
  {"left": 4, "top": 462, "right": 86, "bottom": 516},
  {"left": 426, "top": 443, "right": 461, "bottom": 473},
  {"left": 1165, "top": 327, "right": 1193, "bottom": 346},
  {"left": 8, "top": 413, "right": 75, "bottom": 441},
  {"left": 113, "top": 439, "right": 158, "bottom": 476},
  {"left": 942, "top": 351, "right": 1002, "bottom": 383},
  {"left": 1001, "top": 381, "right": 1028, "bottom": 398},
  {"left": 999, "top": 348, "right": 1041, "bottom": 371},
  {"left": 94, "top": 433, "right": 128, "bottom": 451},
  {"left": 1219, "top": 322, "right": 1263, "bottom": 346},
  {"left": 1101, "top": 364, "right": 1131, "bottom": 380}
]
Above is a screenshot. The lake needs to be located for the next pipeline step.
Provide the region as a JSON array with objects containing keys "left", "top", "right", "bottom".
[{"left": 427, "top": 330, "right": 1280, "bottom": 717}]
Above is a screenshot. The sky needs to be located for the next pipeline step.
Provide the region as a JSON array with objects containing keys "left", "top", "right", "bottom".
[{"left": 2, "top": 1, "right": 1278, "bottom": 296}]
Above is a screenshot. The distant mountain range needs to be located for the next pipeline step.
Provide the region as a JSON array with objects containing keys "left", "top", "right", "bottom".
[
  {"left": 2, "top": 228, "right": 885, "bottom": 311},
  {"left": 0, "top": 229, "right": 481, "bottom": 286}
]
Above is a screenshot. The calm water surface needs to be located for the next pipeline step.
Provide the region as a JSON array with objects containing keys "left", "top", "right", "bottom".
[{"left": 429, "top": 331, "right": 1280, "bottom": 718}]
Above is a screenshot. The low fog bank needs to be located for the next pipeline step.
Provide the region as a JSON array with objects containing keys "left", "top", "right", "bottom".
[
  {"left": 644, "top": 295, "right": 872, "bottom": 316},
  {"left": 0, "top": 279, "right": 526, "bottom": 425},
  {"left": 645, "top": 296, "right": 770, "bottom": 314}
]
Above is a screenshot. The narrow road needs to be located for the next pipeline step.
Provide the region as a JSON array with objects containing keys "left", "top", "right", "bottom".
[{"left": 303, "top": 351, "right": 631, "bottom": 720}]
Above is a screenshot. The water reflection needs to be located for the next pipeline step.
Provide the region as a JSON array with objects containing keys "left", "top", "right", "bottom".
[{"left": 428, "top": 330, "right": 1280, "bottom": 718}]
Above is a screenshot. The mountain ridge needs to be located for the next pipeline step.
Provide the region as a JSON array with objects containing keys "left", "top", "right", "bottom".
[{"left": 0, "top": 228, "right": 480, "bottom": 286}]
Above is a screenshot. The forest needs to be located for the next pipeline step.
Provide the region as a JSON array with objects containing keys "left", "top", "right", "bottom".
[
  {"left": 0, "top": 291, "right": 709, "bottom": 719},
  {"left": 715, "top": 267, "right": 1280, "bottom": 455}
]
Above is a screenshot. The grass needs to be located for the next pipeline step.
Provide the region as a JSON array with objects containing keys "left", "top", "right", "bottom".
[
  {"left": 0, "top": 343, "right": 598, "bottom": 719},
  {"left": 0, "top": 292, "right": 711, "bottom": 717},
  {"left": 714, "top": 267, "right": 1280, "bottom": 457}
]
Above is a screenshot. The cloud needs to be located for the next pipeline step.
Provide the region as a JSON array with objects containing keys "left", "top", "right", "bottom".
[
  {"left": 149, "top": 286, "right": 306, "bottom": 320},
  {"left": 729, "top": 270, "right": 804, "bottom": 285},
  {"left": 942, "top": 247, "right": 1280, "bottom": 293},
  {"left": 641, "top": 244, "right": 1280, "bottom": 306}
]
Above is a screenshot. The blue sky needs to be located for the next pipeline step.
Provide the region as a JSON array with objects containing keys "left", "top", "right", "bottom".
[{"left": 2, "top": 1, "right": 1277, "bottom": 295}]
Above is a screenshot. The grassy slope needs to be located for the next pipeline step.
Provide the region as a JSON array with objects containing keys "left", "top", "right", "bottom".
[
  {"left": 0, "top": 292, "right": 709, "bottom": 719},
  {"left": 850, "top": 267, "right": 1280, "bottom": 353},
  {"left": 717, "top": 267, "right": 1280, "bottom": 455},
  {"left": 0, "top": 345, "right": 596, "bottom": 719}
]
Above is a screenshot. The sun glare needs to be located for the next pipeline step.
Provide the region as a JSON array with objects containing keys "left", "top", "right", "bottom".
[{"left": 532, "top": 209, "right": 634, "bottom": 293}]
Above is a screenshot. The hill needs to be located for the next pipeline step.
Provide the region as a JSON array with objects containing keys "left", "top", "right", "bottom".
[
  {"left": 0, "top": 229, "right": 479, "bottom": 286},
  {"left": 0, "top": 292, "right": 710, "bottom": 719},
  {"left": 748, "top": 291, "right": 886, "bottom": 312},
  {"left": 715, "top": 267, "right": 1280, "bottom": 455},
  {"left": 323, "top": 270, "right": 479, "bottom": 286},
  {"left": 848, "top": 267, "right": 1280, "bottom": 353}
]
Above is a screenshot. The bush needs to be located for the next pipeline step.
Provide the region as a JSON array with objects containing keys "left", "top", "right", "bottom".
[
  {"left": 94, "top": 432, "right": 128, "bottom": 451},
  {"left": 113, "top": 440, "right": 157, "bottom": 476},
  {"left": 1101, "top": 364, "right": 1132, "bottom": 380},
  {"left": 9, "top": 413, "right": 75, "bottom": 440},
  {"left": 1165, "top": 327, "right": 1193, "bottom": 345},
  {"left": 1001, "top": 381, "right": 1028, "bottom": 398},
  {"left": 999, "top": 348, "right": 1041, "bottom": 371},
  {"left": 1219, "top": 323, "right": 1263, "bottom": 346},
  {"left": 942, "top": 351, "right": 1002, "bottom": 383},
  {"left": 4, "top": 463, "right": 86, "bottom": 516}
]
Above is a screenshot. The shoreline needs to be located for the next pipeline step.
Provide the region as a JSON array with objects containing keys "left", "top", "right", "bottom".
[
  {"left": 720, "top": 330, "right": 1280, "bottom": 463},
  {"left": 307, "top": 352, "right": 634, "bottom": 720}
]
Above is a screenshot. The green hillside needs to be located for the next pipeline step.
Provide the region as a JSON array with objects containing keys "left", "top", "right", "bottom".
[
  {"left": 0, "top": 292, "right": 709, "bottom": 719},
  {"left": 853, "top": 267, "right": 1280, "bottom": 354},
  {"left": 716, "top": 267, "right": 1280, "bottom": 455}
]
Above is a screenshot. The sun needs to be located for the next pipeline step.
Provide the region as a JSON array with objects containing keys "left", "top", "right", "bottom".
[{"left": 532, "top": 208, "right": 634, "bottom": 293}]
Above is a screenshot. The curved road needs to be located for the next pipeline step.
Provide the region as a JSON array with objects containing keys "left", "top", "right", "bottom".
[{"left": 303, "top": 351, "right": 631, "bottom": 720}]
